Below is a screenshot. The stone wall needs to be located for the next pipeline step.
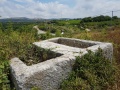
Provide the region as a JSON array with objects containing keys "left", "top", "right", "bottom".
[{"left": 10, "top": 37, "right": 113, "bottom": 90}]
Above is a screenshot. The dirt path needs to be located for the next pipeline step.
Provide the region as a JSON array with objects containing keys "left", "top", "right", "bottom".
[{"left": 33, "top": 25, "right": 46, "bottom": 34}]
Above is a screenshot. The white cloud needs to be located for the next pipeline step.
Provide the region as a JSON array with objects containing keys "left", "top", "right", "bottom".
[
  {"left": 74, "top": 0, "right": 120, "bottom": 17},
  {"left": 0, "top": 0, "right": 6, "bottom": 2},
  {"left": 0, "top": 0, "right": 120, "bottom": 19}
]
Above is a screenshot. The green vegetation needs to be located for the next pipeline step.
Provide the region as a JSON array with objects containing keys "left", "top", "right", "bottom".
[
  {"left": 38, "top": 19, "right": 81, "bottom": 37},
  {"left": 0, "top": 22, "right": 38, "bottom": 89},
  {"left": 0, "top": 60, "right": 10, "bottom": 89},
  {"left": 19, "top": 45, "right": 62, "bottom": 66},
  {"left": 0, "top": 16, "right": 120, "bottom": 90},
  {"left": 80, "top": 15, "right": 120, "bottom": 31},
  {"left": 37, "top": 31, "right": 54, "bottom": 40},
  {"left": 60, "top": 49, "right": 117, "bottom": 90},
  {"left": 81, "top": 15, "right": 118, "bottom": 22}
]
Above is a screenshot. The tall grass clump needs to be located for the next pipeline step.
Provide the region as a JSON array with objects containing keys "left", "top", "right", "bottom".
[{"left": 60, "top": 49, "right": 117, "bottom": 90}]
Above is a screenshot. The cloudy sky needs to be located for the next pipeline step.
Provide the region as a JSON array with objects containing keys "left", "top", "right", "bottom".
[{"left": 0, "top": 0, "right": 120, "bottom": 19}]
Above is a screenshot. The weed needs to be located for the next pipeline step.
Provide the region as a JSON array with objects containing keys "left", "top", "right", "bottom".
[{"left": 19, "top": 45, "right": 62, "bottom": 66}]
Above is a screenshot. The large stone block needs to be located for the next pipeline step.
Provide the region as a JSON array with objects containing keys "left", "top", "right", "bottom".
[{"left": 10, "top": 37, "right": 113, "bottom": 90}]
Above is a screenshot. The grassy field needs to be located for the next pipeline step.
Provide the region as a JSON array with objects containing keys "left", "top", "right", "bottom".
[{"left": 0, "top": 19, "right": 120, "bottom": 89}]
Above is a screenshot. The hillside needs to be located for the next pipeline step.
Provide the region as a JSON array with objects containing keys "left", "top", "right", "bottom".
[{"left": 0, "top": 17, "right": 120, "bottom": 90}]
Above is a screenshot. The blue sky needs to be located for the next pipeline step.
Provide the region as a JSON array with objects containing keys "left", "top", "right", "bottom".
[{"left": 0, "top": 0, "right": 120, "bottom": 19}]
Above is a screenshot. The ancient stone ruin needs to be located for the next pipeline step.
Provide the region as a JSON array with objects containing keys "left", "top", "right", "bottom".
[{"left": 10, "top": 37, "right": 113, "bottom": 90}]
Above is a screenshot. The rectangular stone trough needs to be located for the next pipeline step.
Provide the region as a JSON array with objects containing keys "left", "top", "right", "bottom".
[{"left": 10, "top": 37, "right": 113, "bottom": 90}]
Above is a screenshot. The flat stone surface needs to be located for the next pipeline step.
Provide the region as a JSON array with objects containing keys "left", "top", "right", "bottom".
[{"left": 10, "top": 37, "right": 113, "bottom": 90}]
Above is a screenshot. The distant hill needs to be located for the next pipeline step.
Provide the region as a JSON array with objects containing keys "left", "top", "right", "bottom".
[
  {"left": 0, "top": 17, "right": 46, "bottom": 22},
  {"left": 0, "top": 17, "right": 81, "bottom": 22}
]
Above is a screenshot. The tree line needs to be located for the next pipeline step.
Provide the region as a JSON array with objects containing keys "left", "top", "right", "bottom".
[{"left": 81, "top": 15, "right": 119, "bottom": 22}]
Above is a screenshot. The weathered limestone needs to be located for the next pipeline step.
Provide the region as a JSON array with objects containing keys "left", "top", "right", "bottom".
[{"left": 10, "top": 37, "right": 113, "bottom": 90}]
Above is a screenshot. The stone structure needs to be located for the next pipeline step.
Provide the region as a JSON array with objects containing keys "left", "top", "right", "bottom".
[{"left": 10, "top": 37, "right": 113, "bottom": 90}]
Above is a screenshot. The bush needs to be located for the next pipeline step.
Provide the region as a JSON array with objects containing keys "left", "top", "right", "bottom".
[
  {"left": 60, "top": 49, "right": 116, "bottom": 90},
  {"left": 0, "top": 60, "right": 10, "bottom": 90},
  {"left": 38, "top": 26, "right": 47, "bottom": 31},
  {"left": 38, "top": 31, "right": 54, "bottom": 40},
  {"left": 55, "top": 30, "right": 61, "bottom": 37}
]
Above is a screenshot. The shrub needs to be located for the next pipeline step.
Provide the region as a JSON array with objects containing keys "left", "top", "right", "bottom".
[
  {"left": 55, "top": 30, "right": 61, "bottom": 37},
  {"left": 38, "top": 31, "right": 54, "bottom": 40},
  {"left": 60, "top": 49, "right": 116, "bottom": 90},
  {"left": 38, "top": 26, "right": 47, "bottom": 31},
  {"left": 0, "top": 60, "right": 10, "bottom": 90}
]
